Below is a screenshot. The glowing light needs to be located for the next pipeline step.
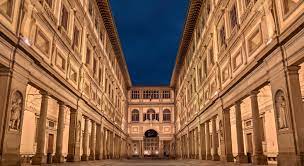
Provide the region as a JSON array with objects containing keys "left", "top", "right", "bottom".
[{"left": 22, "top": 37, "right": 31, "bottom": 46}]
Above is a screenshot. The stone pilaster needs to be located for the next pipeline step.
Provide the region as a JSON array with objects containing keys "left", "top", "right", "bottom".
[
  {"left": 235, "top": 101, "right": 248, "bottom": 163},
  {"left": 89, "top": 120, "right": 96, "bottom": 160},
  {"left": 250, "top": 91, "right": 267, "bottom": 165},
  {"left": 53, "top": 102, "right": 66, "bottom": 163},
  {"left": 32, "top": 91, "right": 49, "bottom": 165},
  {"left": 81, "top": 116, "right": 89, "bottom": 161}
]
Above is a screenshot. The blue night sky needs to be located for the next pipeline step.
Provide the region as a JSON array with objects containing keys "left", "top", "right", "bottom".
[{"left": 109, "top": 0, "right": 188, "bottom": 86}]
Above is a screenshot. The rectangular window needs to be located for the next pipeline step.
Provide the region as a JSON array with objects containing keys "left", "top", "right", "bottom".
[
  {"left": 86, "top": 48, "right": 91, "bottom": 65},
  {"left": 93, "top": 58, "right": 97, "bottom": 75},
  {"left": 45, "top": 0, "right": 52, "bottom": 8},
  {"left": 55, "top": 53, "right": 66, "bottom": 71},
  {"left": 209, "top": 46, "right": 214, "bottom": 66},
  {"left": 0, "top": 0, "right": 14, "bottom": 18},
  {"left": 88, "top": 0, "right": 93, "bottom": 16},
  {"left": 98, "top": 68, "right": 102, "bottom": 84},
  {"left": 162, "top": 91, "right": 171, "bottom": 99},
  {"left": 61, "top": 4, "right": 69, "bottom": 31},
  {"left": 73, "top": 26, "right": 80, "bottom": 48},
  {"left": 282, "top": 0, "right": 301, "bottom": 15},
  {"left": 70, "top": 67, "right": 78, "bottom": 83},
  {"left": 131, "top": 90, "right": 140, "bottom": 99},
  {"left": 248, "top": 29, "right": 262, "bottom": 54},
  {"left": 35, "top": 29, "right": 50, "bottom": 57},
  {"left": 219, "top": 25, "right": 226, "bottom": 48},
  {"left": 230, "top": 4, "right": 238, "bottom": 30}
]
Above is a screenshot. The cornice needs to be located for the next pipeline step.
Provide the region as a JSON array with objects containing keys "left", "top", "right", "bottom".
[
  {"left": 96, "top": 0, "right": 132, "bottom": 88},
  {"left": 170, "top": 0, "right": 203, "bottom": 87}
]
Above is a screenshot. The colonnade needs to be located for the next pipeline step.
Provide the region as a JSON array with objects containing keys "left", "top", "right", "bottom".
[{"left": 28, "top": 90, "right": 127, "bottom": 165}]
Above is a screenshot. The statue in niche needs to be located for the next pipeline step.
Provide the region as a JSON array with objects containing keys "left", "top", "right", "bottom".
[
  {"left": 276, "top": 92, "right": 288, "bottom": 129},
  {"left": 9, "top": 91, "right": 23, "bottom": 130},
  {"left": 263, "top": 0, "right": 276, "bottom": 44},
  {"left": 219, "top": 120, "right": 223, "bottom": 141}
]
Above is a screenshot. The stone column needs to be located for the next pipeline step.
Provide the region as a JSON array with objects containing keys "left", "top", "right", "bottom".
[
  {"left": 67, "top": 109, "right": 81, "bottom": 162},
  {"left": 212, "top": 116, "right": 220, "bottom": 161},
  {"left": 198, "top": 124, "right": 202, "bottom": 160},
  {"left": 194, "top": 129, "right": 198, "bottom": 159},
  {"left": 201, "top": 123, "right": 206, "bottom": 160},
  {"left": 186, "top": 132, "right": 190, "bottom": 158},
  {"left": 221, "top": 108, "right": 234, "bottom": 162},
  {"left": 81, "top": 116, "right": 89, "bottom": 161},
  {"left": 32, "top": 91, "right": 49, "bottom": 165},
  {"left": 95, "top": 123, "right": 104, "bottom": 160},
  {"left": 205, "top": 121, "right": 212, "bottom": 160},
  {"left": 104, "top": 130, "right": 108, "bottom": 159},
  {"left": 235, "top": 101, "right": 248, "bottom": 163},
  {"left": 112, "top": 133, "right": 115, "bottom": 158},
  {"left": 159, "top": 140, "right": 164, "bottom": 158},
  {"left": 250, "top": 91, "right": 267, "bottom": 165},
  {"left": 53, "top": 102, "right": 65, "bottom": 163},
  {"left": 89, "top": 120, "right": 96, "bottom": 160}
]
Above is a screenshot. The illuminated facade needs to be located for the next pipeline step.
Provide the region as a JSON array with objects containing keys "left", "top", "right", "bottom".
[{"left": 0, "top": 0, "right": 304, "bottom": 165}]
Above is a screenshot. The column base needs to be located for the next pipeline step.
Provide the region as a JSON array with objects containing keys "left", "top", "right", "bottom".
[
  {"left": 95, "top": 153, "right": 103, "bottom": 160},
  {"left": 89, "top": 154, "right": 95, "bottom": 160},
  {"left": 201, "top": 154, "right": 206, "bottom": 160},
  {"left": 66, "top": 154, "right": 80, "bottom": 162},
  {"left": 236, "top": 154, "right": 248, "bottom": 163},
  {"left": 221, "top": 154, "right": 234, "bottom": 162},
  {"left": 278, "top": 153, "right": 304, "bottom": 166},
  {"left": 81, "top": 154, "right": 89, "bottom": 161},
  {"left": 32, "top": 153, "right": 47, "bottom": 165},
  {"left": 52, "top": 154, "right": 65, "bottom": 163},
  {"left": 206, "top": 154, "right": 212, "bottom": 160},
  {"left": 252, "top": 154, "right": 268, "bottom": 165},
  {"left": 212, "top": 154, "right": 220, "bottom": 161}
]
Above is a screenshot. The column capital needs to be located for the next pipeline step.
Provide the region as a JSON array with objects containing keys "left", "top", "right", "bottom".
[
  {"left": 84, "top": 116, "right": 90, "bottom": 120},
  {"left": 39, "top": 90, "right": 49, "bottom": 97},
  {"left": 235, "top": 100, "right": 242, "bottom": 106},
  {"left": 250, "top": 90, "right": 260, "bottom": 97},
  {"left": 287, "top": 65, "right": 300, "bottom": 74},
  {"left": 57, "top": 101, "right": 65, "bottom": 106}
]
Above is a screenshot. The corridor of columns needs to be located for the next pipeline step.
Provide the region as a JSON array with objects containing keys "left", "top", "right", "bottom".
[{"left": 19, "top": 85, "right": 129, "bottom": 164}]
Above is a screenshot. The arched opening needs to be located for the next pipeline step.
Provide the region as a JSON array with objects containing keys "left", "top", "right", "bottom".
[
  {"left": 144, "top": 109, "right": 159, "bottom": 121},
  {"left": 143, "top": 129, "right": 159, "bottom": 158},
  {"left": 131, "top": 109, "right": 139, "bottom": 122}
]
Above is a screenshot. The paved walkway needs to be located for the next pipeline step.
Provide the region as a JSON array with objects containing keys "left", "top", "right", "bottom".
[{"left": 42, "top": 159, "right": 275, "bottom": 166}]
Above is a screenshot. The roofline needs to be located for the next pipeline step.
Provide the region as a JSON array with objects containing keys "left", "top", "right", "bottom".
[
  {"left": 97, "top": 0, "right": 132, "bottom": 88},
  {"left": 170, "top": 0, "right": 203, "bottom": 87}
]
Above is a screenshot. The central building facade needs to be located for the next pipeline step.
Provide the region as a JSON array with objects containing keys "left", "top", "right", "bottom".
[{"left": 127, "top": 87, "right": 175, "bottom": 158}]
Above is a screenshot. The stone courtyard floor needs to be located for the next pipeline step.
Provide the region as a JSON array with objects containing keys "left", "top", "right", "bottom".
[{"left": 44, "top": 159, "right": 276, "bottom": 166}]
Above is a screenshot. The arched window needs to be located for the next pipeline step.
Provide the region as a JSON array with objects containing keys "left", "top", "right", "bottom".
[
  {"left": 132, "top": 109, "right": 139, "bottom": 122},
  {"left": 144, "top": 109, "right": 159, "bottom": 121},
  {"left": 163, "top": 109, "right": 171, "bottom": 122}
]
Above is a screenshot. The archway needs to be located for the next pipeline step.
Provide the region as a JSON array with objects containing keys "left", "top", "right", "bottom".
[{"left": 143, "top": 129, "right": 159, "bottom": 158}]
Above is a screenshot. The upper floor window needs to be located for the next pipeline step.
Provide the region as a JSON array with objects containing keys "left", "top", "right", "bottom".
[
  {"left": 93, "top": 58, "right": 97, "bottom": 75},
  {"left": 208, "top": 45, "right": 214, "bottom": 67},
  {"left": 86, "top": 48, "right": 91, "bottom": 66},
  {"left": 282, "top": 0, "right": 301, "bottom": 15},
  {"left": 0, "top": 0, "right": 14, "bottom": 19},
  {"left": 98, "top": 67, "right": 102, "bottom": 84},
  {"left": 162, "top": 91, "right": 171, "bottom": 99},
  {"left": 218, "top": 24, "right": 226, "bottom": 49},
  {"left": 230, "top": 4, "right": 238, "bottom": 30},
  {"left": 163, "top": 109, "right": 171, "bottom": 122},
  {"left": 131, "top": 109, "right": 139, "bottom": 122},
  {"left": 143, "top": 90, "right": 159, "bottom": 99},
  {"left": 60, "top": 4, "right": 69, "bottom": 31},
  {"left": 88, "top": 0, "right": 93, "bottom": 16},
  {"left": 73, "top": 26, "right": 80, "bottom": 49},
  {"left": 144, "top": 109, "right": 159, "bottom": 121},
  {"left": 131, "top": 90, "right": 140, "bottom": 99}
]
